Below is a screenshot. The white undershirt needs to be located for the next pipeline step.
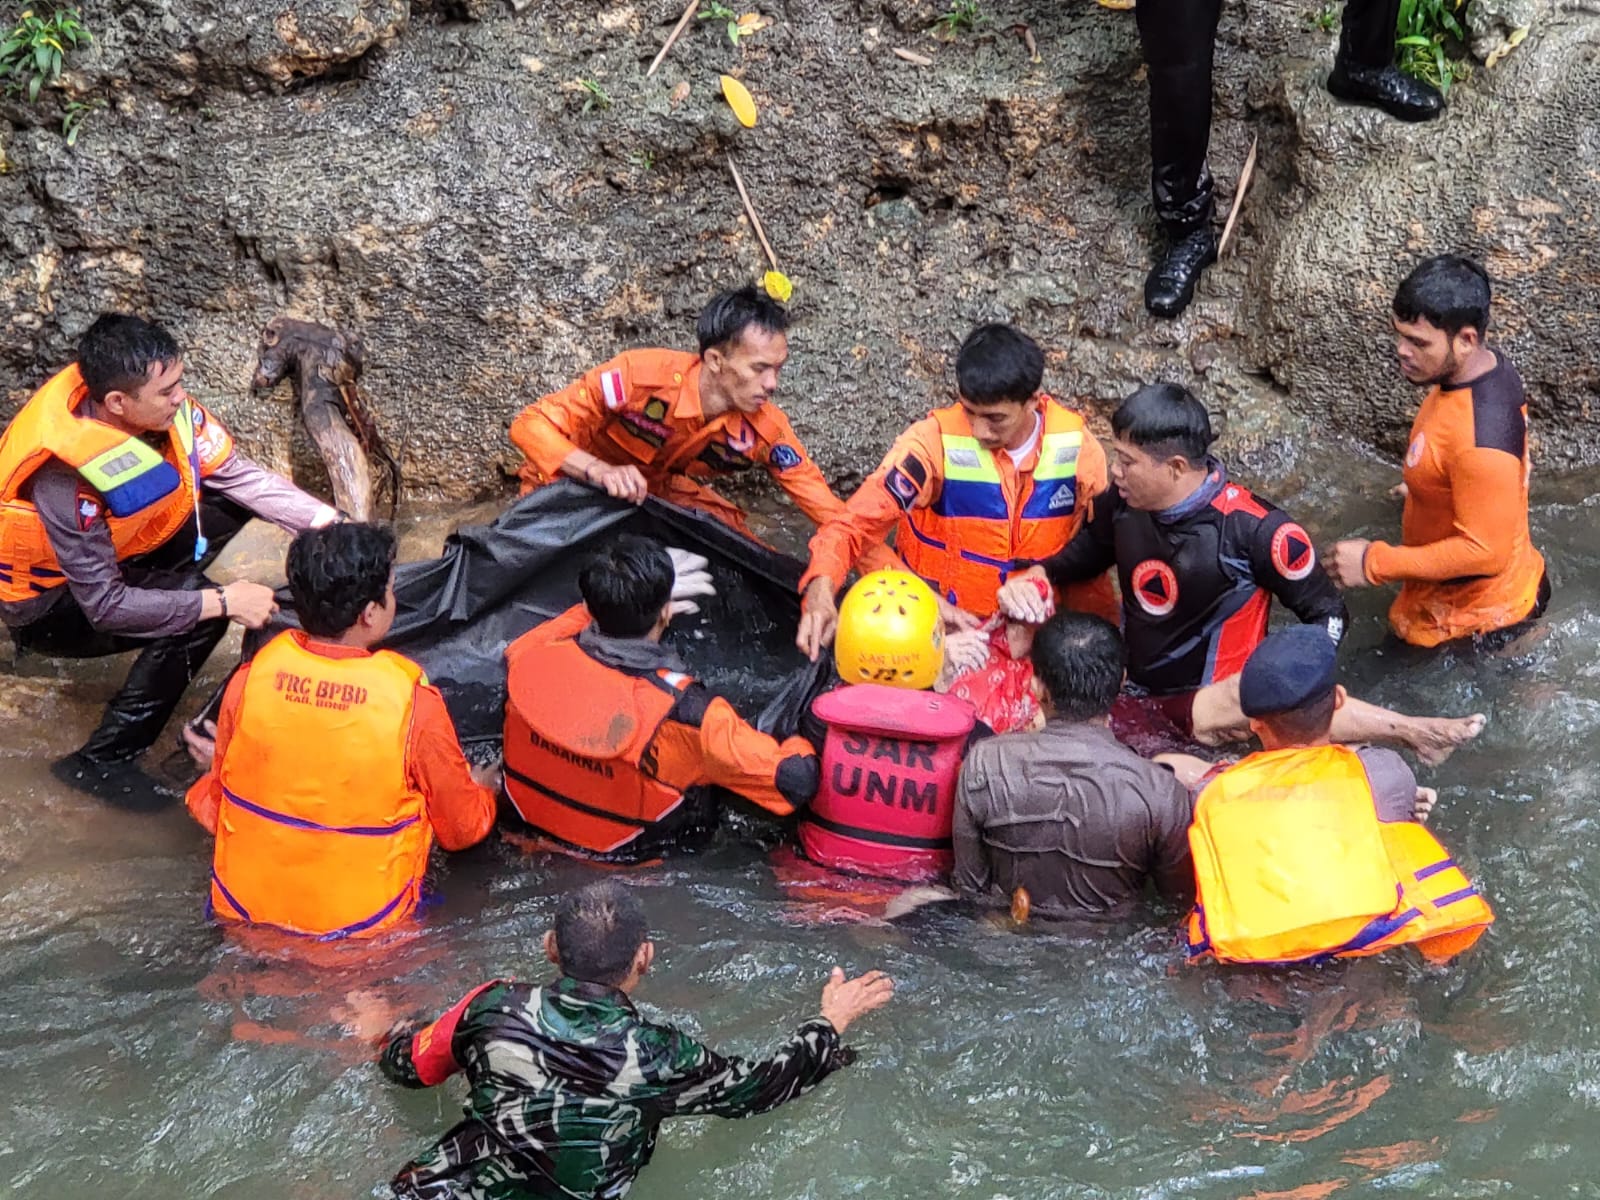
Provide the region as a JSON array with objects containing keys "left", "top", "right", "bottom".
[{"left": 1004, "top": 412, "right": 1043, "bottom": 467}]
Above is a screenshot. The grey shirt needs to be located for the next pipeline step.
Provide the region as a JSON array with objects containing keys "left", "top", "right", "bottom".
[
  {"left": 954, "top": 720, "right": 1196, "bottom": 920},
  {"left": 1, "top": 452, "right": 326, "bottom": 637},
  {"left": 954, "top": 730, "right": 1421, "bottom": 922}
]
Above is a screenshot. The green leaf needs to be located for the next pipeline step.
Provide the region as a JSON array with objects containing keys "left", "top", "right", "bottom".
[
  {"left": 1395, "top": 35, "right": 1431, "bottom": 45},
  {"left": 27, "top": 73, "right": 40, "bottom": 101},
  {"left": 49, "top": 46, "right": 60, "bottom": 77},
  {"left": 33, "top": 42, "right": 49, "bottom": 72}
]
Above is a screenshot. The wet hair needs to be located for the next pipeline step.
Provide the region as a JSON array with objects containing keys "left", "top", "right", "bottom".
[
  {"left": 1029, "top": 611, "right": 1125, "bottom": 723},
  {"left": 1254, "top": 688, "right": 1339, "bottom": 745},
  {"left": 955, "top": 324, "right": 1044, "bottom": 406},
  {"left": 696, "top": 286, "right": 790, "bottom": 355},
  {"left": 554, "top": 880, "right": 648, "bottom": 986},
  {"left": 1111, "top": 383, "right": 1216, "bottom": 464},
  {"left": 578, "top": 535, "right": 674, "bottom": 638},
  {"left": 285, "top": 522, "right": 396, "bottom": 637},
  {"left": 1392, "top": 254, "right": 1492, "bottom": 339},
  {"left": 78, "top": 314, "right": 182, "bottom": 405}
]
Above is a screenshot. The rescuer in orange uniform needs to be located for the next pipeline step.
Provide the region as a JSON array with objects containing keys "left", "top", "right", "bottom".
[
  {"left": 1328, "top": 255, "right": 1548, "bottom": 647},
  {"left": 796, "top": 323, "right": 1115, "bottom": 662},
  {"left": 510, "top": 287, "right": 892, "bottom": 567},
  {"left": 1185, "top": 625, "right": 1493, "bottom": 965},
  {"left": 183, "top": 522, "right": 497, "bottom": 939},
  {"left": 502, "top": 535, "right": 820, "bottom": 862},
  {"left": 0, "top": 314, "right": 340, "bottom": 806}
]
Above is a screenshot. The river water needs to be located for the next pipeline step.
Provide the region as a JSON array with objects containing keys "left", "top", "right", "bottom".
[{"left": 2, "top": 439, "right": 1597, "bottom": 1200}]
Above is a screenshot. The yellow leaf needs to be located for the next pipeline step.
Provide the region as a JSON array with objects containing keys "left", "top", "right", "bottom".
[
  {"left": 720, "top": 74, "right": 757, "bottom": 127},
  {"left": 736, "top": 12, "right": 769, "bottom": 31},
  {"left": 763, "top": 270, "right": 792, "bottom": 302}
]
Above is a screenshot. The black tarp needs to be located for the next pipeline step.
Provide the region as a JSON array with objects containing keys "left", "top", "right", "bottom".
[{"left": 378, "top": 482, "right": 827, "bottom": 745}]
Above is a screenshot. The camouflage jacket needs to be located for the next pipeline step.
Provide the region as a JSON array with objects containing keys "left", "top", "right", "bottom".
[{"left": 380, "top": 975, "right": 855, "bottom": 1200}]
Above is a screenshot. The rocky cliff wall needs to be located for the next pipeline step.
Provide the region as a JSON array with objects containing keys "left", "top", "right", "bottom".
[{"left": 0, "top": 0, "right": 1593, "bottom": 500}]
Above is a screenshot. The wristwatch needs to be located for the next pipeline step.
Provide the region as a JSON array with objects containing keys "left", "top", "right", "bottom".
[{"left": 216, "top": 587, "right": 229, "bottom": 618}]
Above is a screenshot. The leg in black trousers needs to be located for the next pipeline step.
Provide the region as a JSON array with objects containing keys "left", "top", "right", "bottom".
[
  {"left": 13, "top": 496, "right": 255, "bottom": 769},
  {"left": 1135, "top": 0, "right": 1224, "bottom": 319}
]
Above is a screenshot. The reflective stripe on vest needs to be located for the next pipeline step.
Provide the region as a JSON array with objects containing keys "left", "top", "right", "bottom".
[
  {"left": 211, "top": 631, "right": 430, "bottom": 939},
  {"left": 503, "top": 636, "right": 691, "bottom": 855},
  {"left": 0, "top": 366, "right": 234, "bottom": 602},
  {"left": 898, "top": 399, "right": 1090, "bottom": 616},
  {"left": 1184, "top": 744, "right": 1493, "bottom": 964}
]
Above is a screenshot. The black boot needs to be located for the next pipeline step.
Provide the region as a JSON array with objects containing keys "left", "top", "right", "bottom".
[
  {"left": 1327, "top": 60, "right": 1443, "bottom": 121},
  {"left": 1144, "top": 226, "right": 1218, "bottom": 319},
  {"left": 50, "top": 752, "right": 177, "bottom": 812}
]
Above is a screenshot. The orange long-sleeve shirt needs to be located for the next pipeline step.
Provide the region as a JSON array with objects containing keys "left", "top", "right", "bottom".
[
  {"left": 1363, "top": 354, "right": 1546, "bottom": 646},
  {"left": 186, "top": 642, "right": 496, "bottom": 850},
  {"left": 800, "top": 399, "right": 1112, "bottom": 619},
  {"left": 510, "top": 349, "right": 894, "bottom": 568}
]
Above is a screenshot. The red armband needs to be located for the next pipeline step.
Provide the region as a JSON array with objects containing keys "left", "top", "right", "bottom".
[{"left": 410, "top": 980, "right": 500, "bottom": 1086}]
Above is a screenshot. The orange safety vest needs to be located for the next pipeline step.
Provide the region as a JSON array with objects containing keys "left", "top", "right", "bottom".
[
  {"left": 503, "top": 635, "right": 694, "bottom": 855},
  {"left": 899, "top": 399, "right": 1102, "bottom": 617},
  {"left": 799, "top": 683, "right": 976, "bottom": 882},
  {"left": 0, "top": 364, "right": 234, "bottom": 603},
  {"left": 211, "top": 631, "right": 433, "bottom": 939},
  {"left": 1185, "top": 744, "right": 1494, "bottom": 964}
]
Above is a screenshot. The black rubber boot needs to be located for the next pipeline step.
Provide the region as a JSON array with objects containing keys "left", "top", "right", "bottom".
[
  {"left": 1326, "top": 61, "right": 1444, "bottom": 121},
  {"left": 76, "top": 614, "right": 231, "bottom": 764},
  {"left": 50, "top": 752, "right": 177, "bottom": 812},
  {"left": 1144, "top": 226, "right": 1219, "bottom": 319}
]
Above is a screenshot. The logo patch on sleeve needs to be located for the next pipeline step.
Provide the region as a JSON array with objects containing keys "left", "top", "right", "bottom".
[
  {"left": 75, "top": 488, "right": 103, "bottom": 531},
  {"left": 769, "top": 443, "right": 802, "bottom": 471},
  {"left": 884, "top": 466, "right": 919, "bottom": 510},
  {"left": 1270, "top": 522, "right": 1316, "bottom": 581}
]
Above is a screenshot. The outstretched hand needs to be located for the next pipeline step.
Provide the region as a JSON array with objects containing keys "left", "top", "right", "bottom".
[
  {"left": 996, "top": 570, "right": 1054, "bottom": 625},
  {"left": 819, "top": 966, "right": 894, "bottom": 1035}
]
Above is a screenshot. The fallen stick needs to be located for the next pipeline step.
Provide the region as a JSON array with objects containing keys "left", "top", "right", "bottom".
[
  {"left": 647, "top": 0, "right": 700, "bottom": 77},
  {"left": 727, "top": 153, "right": 780, "bottom": 270},
  {"left": 1218, "top": 134, "right": 1258, "bottom": 259},
  {"left": 892, "top": 47, "right": 933, "bottom": 66}
]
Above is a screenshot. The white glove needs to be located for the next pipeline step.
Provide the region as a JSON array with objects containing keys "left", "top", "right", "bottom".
[
  {"left": 666, "top": 547, "right": 716, "bottom": 617},
  {"left": 996, "top": 574, "right": 1054, "bottom": 625},
  {"left": 941, "top": 627, "right": 992, "bottom": 678}
]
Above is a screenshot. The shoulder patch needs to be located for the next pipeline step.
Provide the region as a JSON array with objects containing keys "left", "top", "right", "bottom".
[
  {"left": 1209, "top": 483, "right": 1269, "bottom": 519},
  {"left": 1269, "top": 522, "right": 1316, "bottom": 581},
  {"left": 769, "top": 443, "right": 802, "bottom": 471},
  {"left": 882, "top": 453, "right": 929, "bottom": 511},
  {"left": 1468, "top": 365, "right": 1528, "bottom": 459},
  {"left": 75, "top": 486, "right": 103, "bottom": 532}
]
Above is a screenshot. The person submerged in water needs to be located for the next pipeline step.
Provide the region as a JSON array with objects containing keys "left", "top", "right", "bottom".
[
  {"left": 999, "top": 382, "right": 1485, "bottom": 763},
  {"left": 1327, "top": 254, "right": 1549, "bottom": 648},
  {"left": 380, "top": 879, "right": 894, "bottom": 1200},
  {"left": 501, "top": 535, "right": 820, "bottom": 862},
  {"left": 185, "top": 522, "right": 498, "bottom": 939}
]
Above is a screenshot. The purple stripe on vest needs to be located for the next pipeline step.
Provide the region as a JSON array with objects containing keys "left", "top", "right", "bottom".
[
  {"left": 1432, "top": 886, "right": 1480, "bottom": 908},
  {"left": 210, "top": 871, "right": 252, "bottom": 921},
  {"left": 222, "top": 785, "right": 419, "bottom": 837},
  {"left": 1413, "top": 858, "right": 1457, "bottom": 881}
]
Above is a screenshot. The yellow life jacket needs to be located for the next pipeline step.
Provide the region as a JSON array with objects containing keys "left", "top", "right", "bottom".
[
  {"left": 1186, "top": 744, "right": 1493, "bottom": 964},
  {"left": 0, "top": 364, "right": 234, "bottom": 602}
]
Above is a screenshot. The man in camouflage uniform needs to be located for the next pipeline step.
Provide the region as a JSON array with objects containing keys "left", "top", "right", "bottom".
[{"left": 379, "top": 879, "right": 895, "bottom": 1199}]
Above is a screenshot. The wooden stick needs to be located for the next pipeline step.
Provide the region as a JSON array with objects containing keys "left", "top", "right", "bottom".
[
  {"left": 727, "top": 153, "right": 779, "bottom": 270},
  {"left": 1218, "top": 134, "right": 1258, "bottom": 259},
  {"left": 647, "top": 0, "right": 700, "bottom": 78}
]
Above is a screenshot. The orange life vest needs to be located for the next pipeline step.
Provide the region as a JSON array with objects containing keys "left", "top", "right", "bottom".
[
  {"left": 799, "top": 684, "right": 975, "bottom": 882},
  {"left": 211, "top": 631, "right": 432, "bottom": 939},
  {"left": 503, "top": 634, "right": 694, "bottom": 855},
  {"left": 899, "top": 399, "right": 1106, "bottom": 618},
  {"left": 1185, "top": 744, "right": 1494, "bottom": 964},
  {"left": 0, "top": 364, "right": 234, "bottom": 603}
]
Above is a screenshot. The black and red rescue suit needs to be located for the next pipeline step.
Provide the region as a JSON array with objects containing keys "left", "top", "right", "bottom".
[{"left": 1035, "top": 460, "right": 1349, "bottom": 700}]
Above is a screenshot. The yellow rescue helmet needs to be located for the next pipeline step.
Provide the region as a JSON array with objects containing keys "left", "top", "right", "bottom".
[{"left": 834, "top": 570, "right": 945, "bottom": 689}]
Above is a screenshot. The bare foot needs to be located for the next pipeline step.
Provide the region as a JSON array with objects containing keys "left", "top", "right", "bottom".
[
  {"left": 1412, "top": 786, "right": 1438, "bottom": 824},
  {"left": 1407, "top": 713, "right": 1487, "bottom": 766}
]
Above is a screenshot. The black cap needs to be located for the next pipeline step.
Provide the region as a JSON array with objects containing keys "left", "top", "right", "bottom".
[{"left": 1238, "top": 625, "right": 1338, "bottom": 718}]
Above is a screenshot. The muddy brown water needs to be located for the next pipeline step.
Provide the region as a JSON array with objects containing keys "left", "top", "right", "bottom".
[{"left": 2, "top": 441, "right": 1597, "bottom": 1199}]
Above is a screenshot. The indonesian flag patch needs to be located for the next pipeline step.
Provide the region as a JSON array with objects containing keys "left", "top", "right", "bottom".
[{"left": 600, "top": 369, "right": 626, "bottom": 411}]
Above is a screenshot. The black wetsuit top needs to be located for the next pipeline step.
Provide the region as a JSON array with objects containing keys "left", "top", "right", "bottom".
[{"left": 1034, "top": 461, "right": 1349, "bottom": 696}]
